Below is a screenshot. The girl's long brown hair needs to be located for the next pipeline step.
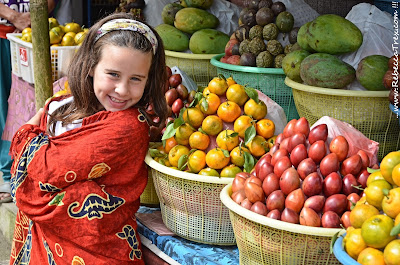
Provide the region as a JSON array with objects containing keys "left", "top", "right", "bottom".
[{"left": 47, "top": 13, "right": 168, "bottom": 136}]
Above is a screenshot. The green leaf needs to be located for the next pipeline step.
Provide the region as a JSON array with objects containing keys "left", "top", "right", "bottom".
[
  {"left": 149, "top": 148, "right": 164, "bottom": 158},
  {"left": 178, "top": 154, "right": 188, "bottom": 171},
  {"left": 244, "top": 126, "right": 256, "bottom": 146},
  {"left": 229, "top": 131, "right": 239, "bottom": 138},
  {"left": 200, "top": 97, "right": 209, "bottom": 111},
  {"left": 330, "top": 230, "right": 342, "bottom": 254},
  {"left": 173, "top": 115, "right": 184, "bottom": 129},
  {"left": 243, "top": 152, "right": 255, "bottom": 173},
  {"left": 198, "top": 127, "right": 208, "bottom": 135},
  {"left": 244, "top": 86, "right": 259, "bottom": 103},
  {"left": 221, "top": 149, "right": 230, "bottom": 158},
  {"left": 367, "top": 167, "right": 380, "bottom": 173},
  {"left": 391, "top": 223, "right": 400, "bottom": 236},
  {"left": 161, "top": 123, "right": 176, "bottom": 141},
  {"left": 189, "top": 92, "right": 203, "bottom": 108}
]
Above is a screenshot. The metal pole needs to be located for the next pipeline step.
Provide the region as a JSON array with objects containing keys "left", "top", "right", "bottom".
[{"left": 30, "top": 0, "right": 53, "bottom": 111}]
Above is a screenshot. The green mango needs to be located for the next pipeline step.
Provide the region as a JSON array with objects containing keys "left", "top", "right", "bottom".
[
  {"left": 297, "top": 22, "right": 315, "bottom": 53},
  {"left": 300, "top": 53, "right": 356, "bottom": 88},
  {"left": 306, "top": 14, "right": 363, "bottom": 55},
  {"left": 174, "top": 7, "right": 219, "bottom": 34},
  {"left": 356, "top": 55, "right": 389, "bottom": 91},
  {"left": 185, "top": 0, "right": 213, "bottom": 9},
  {"left": 155, "top": 24, "right": 189, "bottom": 52},
  {"left": 282, "top": 50, "right": 311, "bottom": 82},
  {"left": 189, "top": 29, "right": 229, "bottom": 54}
]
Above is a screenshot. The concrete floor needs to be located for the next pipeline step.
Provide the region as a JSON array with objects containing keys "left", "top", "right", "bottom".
[{"left": 0, "top": 219, "right": 11, "bottom": 264}]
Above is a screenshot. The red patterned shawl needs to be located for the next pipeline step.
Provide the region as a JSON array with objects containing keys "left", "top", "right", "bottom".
[{"left": 9, "top": 97, "right": 149, "bottom": 265}]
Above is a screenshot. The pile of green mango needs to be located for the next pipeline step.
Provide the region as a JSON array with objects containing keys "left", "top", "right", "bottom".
[
  {"left": 282, "top": 14, "right": 389, "bottom": 90},
  {"left": 155, "top": 0, "right": 229, "bottom": 54}
]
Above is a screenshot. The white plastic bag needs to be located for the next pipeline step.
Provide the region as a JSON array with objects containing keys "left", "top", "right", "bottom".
[{"left": 339, "top": 3, "right": 394, "bottom": 90}]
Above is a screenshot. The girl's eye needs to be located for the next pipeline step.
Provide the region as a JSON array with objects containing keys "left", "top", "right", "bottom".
[
  {"left": 130, "top": 77, "right": 141, "bottom": 81},
  {"left": 108, "top": 73, "right": 119, "bottom": 77}
]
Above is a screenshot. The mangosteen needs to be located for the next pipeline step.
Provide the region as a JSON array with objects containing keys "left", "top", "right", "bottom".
[
  {"left": 239, "top": 8, "right": 257, "bottom": 27},
  {"left": 232, "top": 43, "right": 240, "bottom": 55},
  {"left": 258, "top": 0, "right": 273, "bottom": 9},
  {"left": 271, "top": 1, "right": 286, "bottom": 16},
  {"left": 255, "top": 7, "right": 275, "bottom": 26},
  {"left": 289, "top": 27, "right": 300, "bottom": 44},
  {"left": 240, "top": 52, "right": 257, "bottom": 67},
  {"left": 235, "top": 25, "right": 251, "bottom": 42},
  {"left": 248, "top": 0, "right": 260, "bottom": 10}
]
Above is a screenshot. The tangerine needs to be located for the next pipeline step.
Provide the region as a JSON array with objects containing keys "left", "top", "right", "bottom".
[
  {"left": 198, "top": 167, "right": 220, "bottom": 177},
  {"left": 199, "top": 92, "right": 220, "bottom": 115},
  {"left": 392, "top": 163, "right": 400, "bottom": 187},
  {"left": 168, "top": 145, "right": 190, "bottom": 168},
  {"left": 205, "top": 148, "right": 230, "bottom": 169},
  {"left": 230, "top": 146, "right": 250, "bottom": 167},
  {"left": 350, "top": 203, "right": 380, "bottom": 229},
  {"left": 256, "top": 119, "right": 275, "bottom": 139},
  {"left": 216, "top": 129, "right": 240, "bottom": 151},
  {"left": 344, "top": 228, "right": 367, "bottom": 260},
  {"left": 367, "top": 170, "right": 385, "bottom": 186},
  {"left": 361, "top": 214, "right": 396, "bottom": 249},
  {"left": 384, "top": 239, "right": 400, "bottom": 265},
  {"left": 246, "top": 135, "right": 268, "bottom": 157},
  {"left": 220, "top": 164, "right": 242, "bottom": 178},
  {"left": 208, "top": 76, "right": 228, "bottom": 96},
  {"left": 201, "top": 115, "right": 223, "bottom": 136},
  {"left": 164, "top": 137, "right": 178, "bottom": 154},
  {"left": 182, "top": 107, "right": 205, "bottom": 129},
  {"left": 187, "top": 150, "right": 207, "bottom": 173},
  {"left": 189, "top": 131, "right": 210, "bottom": 150},
  {"left": 233, "top": 115, "right": 254, "bottom": 139},
  {"left": 226, "top": 76, "right": 236, "bottom": 86},
  {"left": 175, "top": 123, "right": 195, "bottom": 146},
  {"left": 381, "top": 151, "right": 400, "bottom": 185},
  {"left": 217, "top": 101, "right": 241, "bottom": 123},
  {"left": 244, "top": 99, "right": 268, "bottom": 120},
  {"left": 357, "top": 248, "right": 386, "bottom": 265},
  {"left": 364, "top": 179, "right": 392, "bottom": 210},
  {"left": 382, "top": 187, "right": 400, "bottom": 218},
  {"left": 202, "top": 87, "right": 211, "bottom": 96},
  {"left": 226, "top": 84, "right": 249, "bottom": 106}
]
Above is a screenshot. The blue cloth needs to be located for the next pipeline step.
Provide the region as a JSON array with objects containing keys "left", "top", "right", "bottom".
[
  {"left": 0, "top": 38, "right": 12, "bottom": 182},
  {"left": 137, "top": 206, "right": 239, "bottom": 265}
]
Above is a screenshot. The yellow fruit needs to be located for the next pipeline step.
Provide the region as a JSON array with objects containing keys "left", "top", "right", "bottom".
[
  {"left": 220, "top": 164, "right": 242, "bottom": 178},
  {"left": 344, "top": 228, "right": 367, "bottom": 260},
  {"left": 364, "top": 179, "right": 392, "bottom": 210},
  {"left": 357, "top": 248, "right": 386, "bottom": 265},
  {"left": 61, "top": 35, "right": 75, "bottom": 46},
  {"left": 198, "top": 167, "right": 220, "bottom": 177},
  {"left": 21, "top": 27, "right": 31, "bottom": 35},
  {"left": 168, "top": 145, "right": 189, "bottom": 168},
  {"left": 361, "top": 214, "right": 396, "bottom": 249},
  {"left": 366, "top": 170, "right": 384, "bottom": 186},
  {"left": 51, "top": 26, "right": 64, "bottom": 37},
  {"left": 49, "top": 30, "right": 62, "bottom": 44},
  {"left": 21, "top": 33, "right": 32, "bottom": 43},
  {"left": 64, "top": 22, "right": 82, "bottom": 34},
  {"left": 233, "top": 115, "right": 254, "bottom": 139},
  {"left": 205, "top": 148, "right": 230, "bottom": 170},
  {"left": 48, "top": 17, "right": 59, "bottom": 29},
  {"left": 182, "top": 107, "right": 204, "bottom": 129},
  {"left": 384, "top": 239, "right": 400, "bottom": 265},
  {"left": 74, "top": 31, "right": 87, "bottom": 45},
  {"left": 175, "top": 123, "right": 195, "bottom": 146},
  {"left": 230, "top": 146, "right": 250, "bottom": 167},
  {"left": 64, "top": 31, "right": 76, "bottom": 38},
  {"left": 382, "top": 187, "right": 400, "bottom": 218},
  {"left": 187, "top": 150, "right": 206, "bottom": 173},
  {"left": 216, "top": 129, "right": 239, "bottom": 151},
  {"left": 350, "top": 204, "right": 380, "bottom": 229}
]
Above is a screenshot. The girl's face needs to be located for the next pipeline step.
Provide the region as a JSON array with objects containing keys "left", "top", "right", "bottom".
[{"left": 91, "top": 44, "right": 152, "bottom": 112}]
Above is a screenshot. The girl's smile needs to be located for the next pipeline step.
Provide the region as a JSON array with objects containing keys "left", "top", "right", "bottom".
[{"left": 91, "top": 44, "right": 152, "bottom": 112}]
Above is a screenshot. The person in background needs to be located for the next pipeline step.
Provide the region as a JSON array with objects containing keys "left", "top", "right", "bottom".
[
  {"left": 0, "top": 0, "right": 58, "bottom": 203},
  {"left": 9, "top": 12, "right": 167, "bottom": 264}
]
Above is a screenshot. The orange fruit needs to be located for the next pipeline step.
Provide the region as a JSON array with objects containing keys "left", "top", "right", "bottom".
[
  {"left": 382, "top": 187, "right": 400, "bottom": 218},
  {"left": 199, "top": 92, "right": 221, "bottom": 115},
  {"left": 350, "top": 203, "right": 380, "bottom": 229},
  {"left": 392, "top": 163, "right": 400, "bottom": 187},
  {"left": 226, "top": 76, "right": 236, "bottom": 86},
  {"left": 364, "top": 179, "right": 392, "bottom": 210},
  {"left": 198, "top": 167, "right": 220, "bottom": 177},
  {"left": 182, "top": 107, "right": 205, "bottom": 129},
  {"left": 189, "top": 131, "right": 210, "bottom": 150},
  {"left": 175, "top": 123, "right": 195, "bottom": 146},
  {"left": 226, "top": 84, "right": 249, "bottom": 106},
  {"left": 217, "top": 101, "right": 241, "bottom": 123},
  {"left": 201, "top": 115, "right": 224, "bottom": 136},
  {"left": 356, "top": 195, "right": 367, "bottom": 207},
  {"left": 205, "top": 148, "right": 230, "bottom": 169},
  {"left": 202, "top": 87, "right": 211, "bottom": 96},
  {"left": 208, "top": 76, "right": 228, "bottom": 96},
  {"left": 357, "top": 248, "right": 386, "bottom": 265},
  {"left": 233, "top": 115, "right": 255, "bottom": 139},
  {"left": 381, "top": 151, "right": 400, "bottom": 185},
  {"left": 220, "top": 164, "right": 242, "bottom": 178},
  {"left": 216, "top": 129, "right": 240, "bottom": 151},
  {"left": 384, "top": 239, "right": 400, "bottom": 265},
  {"left": 246, "top": 135, "right": 268, "bottom": 157},
  {"left": 361, "top": 214, "right": 396, "bottom": 249},
  {"left": 367, "top": 170, "right": 384, "bottom": 186},
  {"left": 244, "top": 99, "right": 268, "bottom": 120},
  {"left": 187, "top": 150, "right": 207, "bottom": 173},
  {"left": 164, "top": 137, "right": 178, "bottom": 154},
  {"left": 266, "top": 135, "right": 277, "bottom": 149},
  {"left": 344, "top": 228, "right": 367, "bottom": 260},
  {"left": 230, "top": 146, "right": 250, "bottom": 167},
  {"left": 168, "top": 145, "right": 190, "bottom": 168},
  {"left": 256, "top": 119, "right": 275, "bottom": 139}
]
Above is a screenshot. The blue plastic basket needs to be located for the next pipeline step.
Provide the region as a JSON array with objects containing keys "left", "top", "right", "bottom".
[
  {"left": 390, "top": 103, "right": 400, "bottom": 126},
  {"left": 333, "top": 234, "right": 361, "bottom": 265},
  {"left": 374, "top": 0, "right": 399, "bottom": 16}
]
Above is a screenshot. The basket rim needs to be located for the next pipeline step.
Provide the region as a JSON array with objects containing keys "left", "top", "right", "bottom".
[
  {"left": 165, "top": 50, "right": 219, "bottom": 60},
  {"left": 220, "top": 183, "right": 344, "bottom": 237},
  {"left": 210, "top": 53, "right": 285, "bottom": 75},
  {"left": 285, "top": 77, "right": 390, "bottom": 97},
  {"left": 145, "top": 153, "right": 234, "bottom": 185},
  {"left": 6, "top": 33, "right": 80, "bottom": 50}
]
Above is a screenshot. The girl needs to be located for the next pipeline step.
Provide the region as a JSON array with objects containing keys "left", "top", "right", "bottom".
[{"left": 9, "top": 13, "right": 168, "bottom": 264}]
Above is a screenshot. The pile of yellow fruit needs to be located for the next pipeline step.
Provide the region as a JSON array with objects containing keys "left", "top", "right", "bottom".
[
  {"left": 149, "top": 76, "right": 277, "bottom": 178},
  {"left": 342, "top": 151, "right": 400, "bottom": 265},
  {"left": 21, "top": 17, "right": 87, "bottom": 46}
]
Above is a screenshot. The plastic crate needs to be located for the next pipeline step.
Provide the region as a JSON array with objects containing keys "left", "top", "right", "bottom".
[
  {"left": 374, "top": 0, "right": 399, "bottom": 16},
  {"left": 145, "top": 153, "right": 236, "bottom": 245},
  {"left": 220, "top": 183, "right": 343, "bottom": 265},
  {"left": 165, "top": 50, "right": 218, "bottom": 87},
  {"left": 210, "top": 54, "right": 300, "bottom": 121},
  {"left": 7, "top": 33, "right": 79, "bottom": 84},
  {"left": 285, "top": 77, "right": 400, "bottom": 161}
]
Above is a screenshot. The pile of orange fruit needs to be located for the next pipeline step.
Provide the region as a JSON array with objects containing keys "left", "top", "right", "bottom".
[
  {"left": 342, "top": 151, "right": 400, "bottom": 265},
  {"left": 149, "top": 75, "right": 277, "bottom": 178}
]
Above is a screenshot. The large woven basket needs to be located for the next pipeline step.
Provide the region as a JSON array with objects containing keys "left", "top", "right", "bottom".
[
  {"left": 220, "top": 183, "right": 343, "bottom": 265},
  {"left": 139, "top": 168, "right": 160, "bottom": 206},
  {"left": 285, "top": 77, "right": 400, "bottom": 160},
  {"left": 165, "top": 50, "right": 218, "bottom": 87},
  {"left": 210, "top": 54, "right": 300, "bottom": 121},
  {"left": 145, "top": 153, "right": 236, "bottom": 245}
]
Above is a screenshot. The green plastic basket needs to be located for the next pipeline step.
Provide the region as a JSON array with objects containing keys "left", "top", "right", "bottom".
[
  {"left": 210, "top": 54, "right": 300, "bottom": 121},
  {"left": 285, "top": 77, "right": 400, "bottom": 161}
]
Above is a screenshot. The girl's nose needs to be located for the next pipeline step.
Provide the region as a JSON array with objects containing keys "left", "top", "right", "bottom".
[{"left": 115, "top": 81, "right": 129, "bottom": 96}]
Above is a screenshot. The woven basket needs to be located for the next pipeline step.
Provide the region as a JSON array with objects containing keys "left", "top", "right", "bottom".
[
  {"left": 210, "top": 54, "right": 300, "bottom": 121},
  {"left": 285, "top": 77, "right": 400, "bottom": 161},
  {"left": 165, "top": 50, "right": 218, "bottom": 87},
  {"left": 220, "top": 184, "right": 343, "bottom": 265},
  {"left": 139, "top": 168, "right": 160, "bottom": 206},
  {"left": 145, "top": 153, "right": 236, "bottom": 245}
]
